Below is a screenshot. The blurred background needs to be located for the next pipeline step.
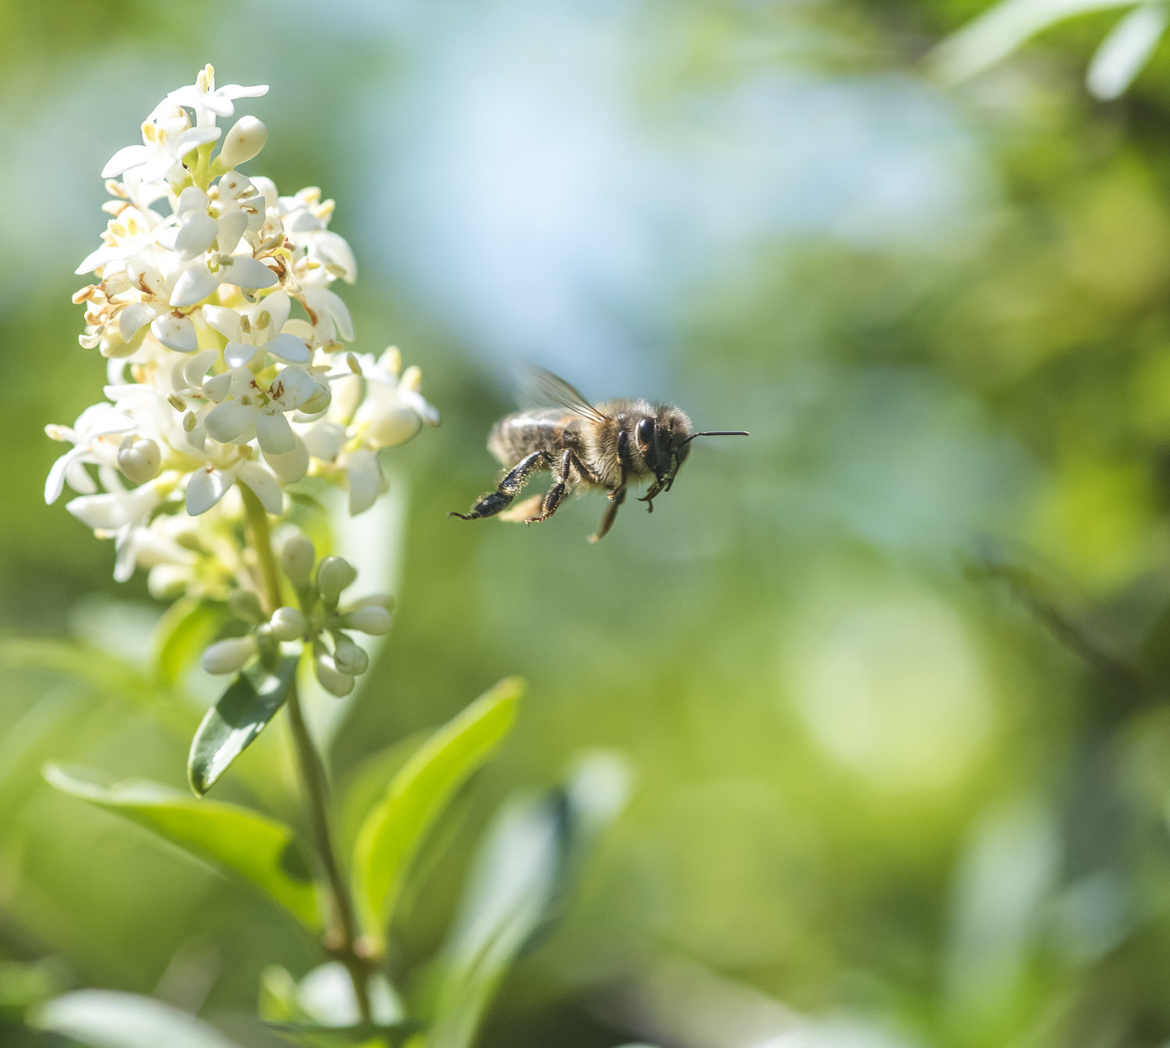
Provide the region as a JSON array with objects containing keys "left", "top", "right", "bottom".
[{"left": 7, "top": 0, "right": 1170, "bottom": 1045}]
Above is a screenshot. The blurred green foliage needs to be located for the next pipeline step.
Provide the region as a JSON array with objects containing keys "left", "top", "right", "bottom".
[{"left": 8, "top": 0, "right": 1170, "bottom": 1045}]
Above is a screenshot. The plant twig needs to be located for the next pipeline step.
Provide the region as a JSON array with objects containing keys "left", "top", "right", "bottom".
[{"left": 240, "top": 482, "right": 374, "bottom": 1022}]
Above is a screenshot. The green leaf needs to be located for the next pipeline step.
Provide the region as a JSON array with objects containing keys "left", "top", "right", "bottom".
[
  {"left": 426, "top": 752, "right": 630, "bottom": 1048},
  {"left": 928, "top": 0, "right": 1138, "bottom": 84},
  {"left": 154, "top": 598, "right": 225, "bottom": 687},
  {"left": 0, "top": 958, "right": 68, "bottom": 1022},
  {"left": 353, "top": 678, "right": 523, "bottom": 948},
  {"left": 336, "top": 731, "right": 426, "bottom": 857},
  {"left": 33, "top": 989, "right": 243, "bottom": 1048},
  {"left": 188, "top": 656, "right": 298, "bottom": 797},
  {"left": 0, "top": 637, "right": 153, "bottom": 699},
  {"left": 44, "top": 764, "right": 321, "bottom": 932}
]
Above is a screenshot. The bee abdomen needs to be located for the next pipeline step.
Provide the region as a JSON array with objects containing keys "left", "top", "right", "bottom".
[{"left": 488, "top": 413, "right": 575, "bottom": 466}]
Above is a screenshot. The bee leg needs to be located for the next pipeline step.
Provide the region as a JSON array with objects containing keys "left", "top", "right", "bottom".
[
  {"left": 450, "top": 451, "right": 550, "bottom": 521},
  {"left": 638, "top": 479, "right": 664, "bottom": 513},
  {"left": 588, "top": 485, "right": 626, "bottom": 543},
  {"left": 526, "top": 449, "right": 581, "bottom": 524}
]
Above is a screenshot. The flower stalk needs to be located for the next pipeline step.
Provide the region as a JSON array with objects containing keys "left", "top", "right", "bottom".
[{"left": 241, "top": 480, "right": 373, "bottom": 1021}]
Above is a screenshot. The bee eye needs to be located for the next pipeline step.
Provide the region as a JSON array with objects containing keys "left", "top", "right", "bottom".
[{"left": 635, "top": 417, "right": 655, "bottom": 451}]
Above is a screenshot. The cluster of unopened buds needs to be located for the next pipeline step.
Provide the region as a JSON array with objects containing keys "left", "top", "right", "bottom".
[
  {"left": 43, "top": 64, "right": 437, "bottom": 605},
  {"left": 201, "top": 532, "right": 391, "bottom": 696}
]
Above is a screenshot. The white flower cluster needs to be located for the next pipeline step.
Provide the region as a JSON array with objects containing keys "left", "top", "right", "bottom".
[{"left": 45, "top": 65, "right": 438, "bottom": 594}]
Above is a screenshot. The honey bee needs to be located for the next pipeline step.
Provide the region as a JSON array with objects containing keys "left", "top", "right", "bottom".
[{"left": 450, "top": 369, "right": 749, "bottom": 542}]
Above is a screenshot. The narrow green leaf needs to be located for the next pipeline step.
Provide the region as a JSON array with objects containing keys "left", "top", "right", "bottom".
[
  {"left": 188, "top": 656, "right": 298, "bottom": 796},
  {"left": 33, "top": 989, "right": 243, "bottom": 1048},
  {"left": 44, "top": 763, "right": 321, "bottom": 932},
  {"left": 0, "top": 637, "right": 153, "bottom": 699},
  {"left": 353, "top": 678, "right": 523, "bottom": 947},
  {"left": 154, "top": 598, "right": 225, "bottom": 687},
  {"left": 426, "top": 752, "right": 630, "bottom": 1048},
  {"left": 336, "top": 731, "right": 426, "bottom": 856}
]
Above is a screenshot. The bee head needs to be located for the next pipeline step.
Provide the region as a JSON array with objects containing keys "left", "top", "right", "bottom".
[
  {"left": 633, "top": 406, "right": 749, "bottom": 506},
  {"left": 629, "top": 406, "right": 695, "bottom": 494}
]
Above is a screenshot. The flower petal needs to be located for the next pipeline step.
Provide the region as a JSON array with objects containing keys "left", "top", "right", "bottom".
[
  {"left": 66, "top": 492, "right": 129, "bottom": 530},
  {"left": 215, "top": 210, "right": 249, "bottom": 254},
  {"left": 256, "top": 410, "right": 295, "bottom": 455},
  {"left": 303, "top": 287, "right": 354, "bottom": 342},
  {"left": 224, "top": 341, "right": 259, "bottom": 369},
  {"left": 152, "top": 313, "right": 198, "bottom": 352},
  {"left": 176, "top": 185, "right": 209, "bottom": 214},
  {"left": 204, "top": 400, "right": 255, "bottom": 444},
  {"left": 221, "top": 255, "right": 277, "bottom": 291},
  {"left": 171, "top": 125, "right": 222, "bottom": 157},
  {"left": 237, "top": 462, "right": 283, "bottom": 514},
  {"left": 315, "top": 231, "right": 358, "bottom": 283},
  {"left": 202, "top": 304, "right": 243, "bottom": 342},
  {"left": 303, "top": 421, "right": 345, "bottom": 461},
  {"left": 257, "top": 290, "right": 290, "bottom": 333},
  {"left": 101, "top": 144, "right": 151, "bottom": 179},
  {"left": 44, "top": 453, "right": 74, "bottom": 504},
  {"left": 272, "top": 366, "right": 317, "bottom": 408},
  {"left": 113, "top": 527, "right": 139, "bottom": 584},
  {"left": 182, "top": 349, "right": 218, "bottom": 388},
  {"left": 170, "top": 265, "right": 219, "bottom": 307},
  {"left": 265, "top": 332, "right": 310, "bottom": 363},
  {"left": 186, "top": 468, "right": 232, "bottom": 515},
  {"left": 175, "top": 211, "right": 219, "bottom": 258},
  {"left": 345, "top": 448, "right": 384, "bottom": 515},
  {"left": 75, "top": 243, "right": 121, "bottom": 275},
  {"left": 118, "top": 302, "right": 155, "bottom": 343},
  {"left": 65, "top": 460, "right": 98, "bottom": 496},
  {"left": 264, "top": 435, "right": 309, "bottom": 484}
]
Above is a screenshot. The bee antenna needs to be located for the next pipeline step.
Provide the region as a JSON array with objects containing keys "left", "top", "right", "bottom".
[{"left": 683, "top": 430, "right": 750, "bottom": 446}]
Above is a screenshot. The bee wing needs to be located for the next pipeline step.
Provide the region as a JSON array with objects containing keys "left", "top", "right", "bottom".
[{"left": 523, "top": 367, "right": 611, "bottom": 423}]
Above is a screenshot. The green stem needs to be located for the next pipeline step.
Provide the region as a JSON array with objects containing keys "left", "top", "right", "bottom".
[
  {"left": 240, "top": 484, "right": 284, "bottom": 616},
  {"left": 239, "top": 482, "right": 374, "bottom": 1022}
]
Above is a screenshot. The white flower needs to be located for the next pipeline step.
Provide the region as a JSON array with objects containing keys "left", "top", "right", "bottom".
[
  {"left": 203, "top": 292, "right": 310, "bottom": 367},
  {"left": 203, "top": 363, "right": 324, "bottom": 457},
  {"left": 170, "top": 251, "right": 277, "bottom": 308},
  {"left": 280, "top": 186, "right": 358, "bottom": 284},
  {"left": 186, "top": 457, "right": 284, "bottom": 516},
  {"left": 66, "top": 474, "right": 167, "bottom": 583},
  {"left": 44, "top": 403, "right": 135, "bottom": 503},
  {"left": 154, "top": 64, "right": 268, "bottom": 130},
  {"left": 339, "top": 347, "right": 440, "bottom": 448},
  {"left": 101, "top": 122, "right": 220, "bottom": 207}
]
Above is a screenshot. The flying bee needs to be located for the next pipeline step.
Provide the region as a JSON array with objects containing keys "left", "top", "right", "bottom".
[{"left": 450, "top": 368, "right": 749, "bottom": 542}]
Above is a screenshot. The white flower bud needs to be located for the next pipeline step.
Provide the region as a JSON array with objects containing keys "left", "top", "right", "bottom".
[
  {"left": 332, "top": 633, "right": 369, "bottom": 676},
  {"left": 201, "top": 635, "right": 256, "bottom": 675},
  {"left": 316, "top": 556, "right": 356, "bottom": 605},
  {"left": 116, "top": 436, "right": 161, "bottom": 484},
  {"left": 217, "top": 116, "right": 268, "bottom": 169},
  {"left": 279, "top": 531, "right": 316, "bottom": 586},
  {"left": 344, "top": 605, "right": 393, "bottom": 636},
  {"left": 269, "top": 606, "right": 307, "bottom": 641},
  {"left": 228, "top": 589, "right": 265, "bottom": 624},
  {"left": 314, "top": 649, "right": 354, "bottom": 697}
]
